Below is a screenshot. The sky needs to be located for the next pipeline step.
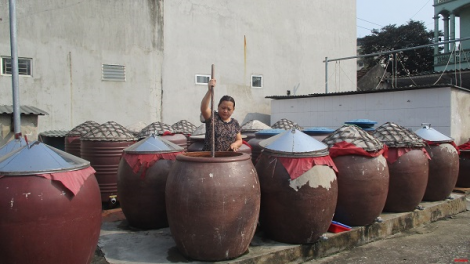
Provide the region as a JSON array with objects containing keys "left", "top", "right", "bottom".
[{"left": 357, "top": 0, "right": 437, "bottom": 38}]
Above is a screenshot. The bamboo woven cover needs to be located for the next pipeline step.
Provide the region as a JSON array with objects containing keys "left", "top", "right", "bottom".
[
  {"left": 373, "top": 122, "right": 426, "bottom": 148},
  {"left": 171, "top": 120, "right": 197, "bottom": 135},
  {"left": 66, "top": 121, "right": 100, "bottom": 137},
  {"left": 271, "top": 118, "right": 303, "bottom": 130},
  {"left": 322, "top": 124, "right": 383, "bottom": 152},
  {"left": 138, "top": 122, "right": 172, "bottom": 138},
  {"left": 82, "top": 121, "right": 136, "bottom": 141},
  {"left": 241, "top": 120, "right": 272, "bottom": 132}
]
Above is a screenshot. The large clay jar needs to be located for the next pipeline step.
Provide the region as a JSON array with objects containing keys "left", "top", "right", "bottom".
[
  {"left": 247, "top": 129, "right": 284, "bottom": 165},
  {"left": 373, "top": 122, "right": 430, "bottom": 212},
  {"left": 456, "top": 140, "right": 470, "bottom": 187},
  {"left": 166, "top": 151, "right": 260, "bottom": 261},
  {"left": 81, "top": 121, "right": 136, "bottom": 203},
  {"left": 256, "top": 129, "right": 338, "bottom": 243},
  {"left": 187, "top": 134, "right": 252, "bottom": 155},
  {"left": 323, "top": 125, "right": 389, "bottom": 226},
  {"left": 0, "top": 141, "right": 101, "bottom": 264},
  {"left": 415, "top": 123, "right": 459, "bottom": 201},
  {"left": 118, "top": 135, "right": 183, "bottom": 229},
  {"left": 65, "top": 120, "right": 100, "bottom": 158},
  {"left": 241, "top": 119, "right": 272, "bottom": 142}
]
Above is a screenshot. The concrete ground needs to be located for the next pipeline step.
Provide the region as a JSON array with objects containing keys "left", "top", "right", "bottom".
[
  {"left": 92, "top": 191, "right": 469, "bottom": 264},
  {"left": 305, "top": 203, "right": 470, "bottom": 264}
]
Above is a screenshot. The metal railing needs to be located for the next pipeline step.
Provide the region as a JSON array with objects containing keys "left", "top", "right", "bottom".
[{"left": 435, "top": 49, "right": 470, "bottom": 66}]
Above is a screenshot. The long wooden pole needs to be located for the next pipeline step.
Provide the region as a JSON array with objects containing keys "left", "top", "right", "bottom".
[{"left": 210, "top": 64, "right": 215, "bottom": 158}]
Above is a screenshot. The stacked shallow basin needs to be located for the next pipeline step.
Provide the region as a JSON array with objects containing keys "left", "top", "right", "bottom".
[
  {"left": 0, "top": 141, "right": 101, "bottom": 264},
  {"left": 166, "top": 151, "right": 260, "bottom": 261},
  {"left": 373, "top": 122, "right": 429, "bottom": 212},
  {"left": 240, "top": 119, "right": 271, "bottom": 142},
  {"left": 344, "top": 119, "right": 377, "bottom": 134},
  {"left": 65, "top": 121, "right": 100, "bottom": 158},
  {"left": 457, "top": 140, "right": 470, "bottom": 187},
  {"left": 415, "top": 123, "right": 459, "bottom": 201},
  {"left": 39, "top": 130, "right": 69, "bottom": 151},
  {"left": 322, "top": 125, "right": 389, "bottom": 226},
  {"left": 81, "top": 121, "right": 136, "bottom": 203},
  {"left": 117, "top": 135, "right": 183, "bottom": 229},
  {"left": 256, "top": 129, "right": 338, "bottom": 243}
]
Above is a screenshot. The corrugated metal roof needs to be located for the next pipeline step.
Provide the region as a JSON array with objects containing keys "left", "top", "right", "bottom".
[
  {"left": 265, "top": 84, "right": 470, "bottom": 100},
  {"left": 0, "top": 105, "right": 48, "bottom": 115}
]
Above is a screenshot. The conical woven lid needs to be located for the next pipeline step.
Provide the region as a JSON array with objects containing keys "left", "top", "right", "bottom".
[
  {"left": 322, "top": 125, "right": 384, "bottom": 152},
  {"left": 171, "top": 120, "right": 196, "bottom": 134},
  {"left": 66, "top": 121, "right": 100, "bottom": 137},
  {"left": 259, "top": 129, "right": 328, "bottom": 157},
  {"left": 373, "top": 122, "right": 426, "bottom": 148},
  {"left": 0, "top": 141, "right": 90, "bottom": 175},
  {"left": 414, "top": 123, "right": 453, "bottom": 143},
  {"left": 81, "top": 121, "right": 136, "bottom": 141},
  {"left": 124, "top": 135, "right": 183, "bottom": 154},
  {"left": 138, "top": 122, "right": 172, "bottom": 138},
  {"left": 191, "top": 124, "right": 206, "bottom": 136},
  {"left": 241, "top": 120, "right": 272, "bottom": 132},
  {"left": 271, "top": 118, "right": 303, "bottom": 130}
]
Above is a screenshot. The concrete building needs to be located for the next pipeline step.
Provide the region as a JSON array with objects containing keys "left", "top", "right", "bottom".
[
  {"left": 267, "top": 85, "right": 470, "bottom": 145},
  {"left": 434, "top": 0, "right": 470, "bottom": 71},
  {"left": 0, "top": 1, "right": 356, "bottom": 134}
]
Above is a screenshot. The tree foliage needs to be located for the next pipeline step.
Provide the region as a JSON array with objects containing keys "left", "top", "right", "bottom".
[{"left": 359, "top": 20, "right": 438, "bottom": 76}]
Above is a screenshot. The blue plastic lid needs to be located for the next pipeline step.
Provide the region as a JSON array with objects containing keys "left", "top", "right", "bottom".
[
  {"left": 255, "top": 129, "right": 286, "bottom": 137},
  {"left": 344, "top": 119, "right": 377, "bottom": 125},
  {"left": 303, "top": 127, "right": 335, "bottom": 134}
]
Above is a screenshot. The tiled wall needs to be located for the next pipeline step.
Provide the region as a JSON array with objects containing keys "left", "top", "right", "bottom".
[{"left": 271, "top": 87, "right": 453, "bottom": 137}]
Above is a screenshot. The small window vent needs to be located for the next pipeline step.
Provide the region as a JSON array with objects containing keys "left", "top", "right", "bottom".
[
  {"left": 102, "top": 64, "right": 125, "bottom": 81},
  {"left": 251, "top": 75, "right": 263, "bottom": 88},
  {"left": 195, "top": 75, "right": 210, "bottom": 85},
  {"left": 1, "top": 57, "right": 32, "bottom": 76}
]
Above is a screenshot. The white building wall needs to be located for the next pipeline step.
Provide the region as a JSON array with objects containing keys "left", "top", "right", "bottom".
[
  {"left": 270, "top": 87, "right": 470, "bottom": 144},
  {"left": 0, "top": 1, "right": 356, "bottom": 133},
  {"left": 0, "top": 1, "right": 163, "bottom": 131},
  {"left": 162, "top": 0, "right": 356, "bottom": 126}
]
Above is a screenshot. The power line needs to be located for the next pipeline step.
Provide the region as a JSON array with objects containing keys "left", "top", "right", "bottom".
[
  {"left": 357, "top": 17, "right": 383, "bottom": 27},
  {"left": 411, "top": 0, "right": 432, "bottom": 20}
]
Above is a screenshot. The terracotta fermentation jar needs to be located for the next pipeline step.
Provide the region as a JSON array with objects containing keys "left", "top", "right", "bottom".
[
  {"left": 187, "top": 134, "right": 252, "bottom": 155},
  {"left": 0, "top": 141, "right": 101, "bottom": 264},
  {"left": 256, "top": 129, "right": 337, "bottom": 243},
  {"left": 64, "top": 120, "right": 100, "bottom": 157},
  {"left": 323, "top": 125, "right": 389, "bottom": 226},
  {"left": 166, "top": 151, "right": 260, "bottom": 261},
  {"left": 456, "top": 140, "right": 470, "bottom": 187},
  {"left": 81, "top": 121, "right": 136, "bottom": 203},
  {"left": 139, "top": 121, "right": 188, "bottom": 150},
  {"left": 415, "top": 123, "right": 459, "bottom": 201},
  {"left": 373, "top": 122, "right": 429, "bottom": 212},
  {"left": 117, "top": 135, "right": 183, "bottom": 229}
]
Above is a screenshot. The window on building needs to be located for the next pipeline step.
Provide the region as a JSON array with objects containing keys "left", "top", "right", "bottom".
[
  {"left": 1, "top": 57, "right": 32, "bottom": 76},
  {"left": 102, "top": 64, "right": 126, "bottom": 81},
  {"left": 195, "top": 75, "right": 210, "bottom": 85},
  {"left": 251, "top": 75, "right": 263, "bottom": 88}
]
